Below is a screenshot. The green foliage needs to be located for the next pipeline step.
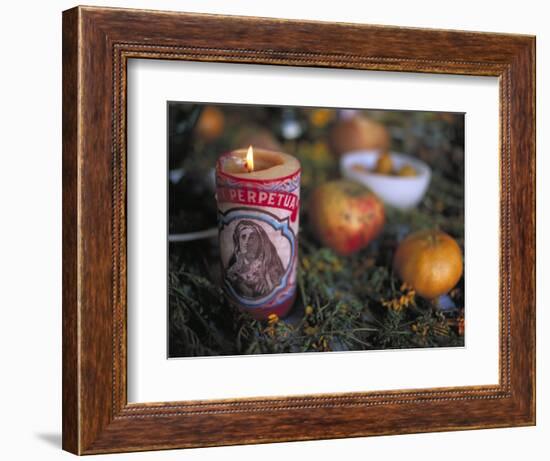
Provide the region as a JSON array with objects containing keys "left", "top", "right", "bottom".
[{"left": 169, "top": 198, "right": 465, "bottom": 357}]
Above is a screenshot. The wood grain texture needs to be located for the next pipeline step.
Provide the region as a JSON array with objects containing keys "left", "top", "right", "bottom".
[
  {"left": 62, "top": 5, "right": 536, "bottom": 455},
  {"left": 62, "top": 7, "right": 80, "bottom": 455}
]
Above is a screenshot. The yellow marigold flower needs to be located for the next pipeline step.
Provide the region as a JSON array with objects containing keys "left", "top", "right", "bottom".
[
  {"left": 433, "top": 323, "right": 450, "bottom": 336},
  {"left": 267, "top": 313, "right": 279, "bottom": 325},
  {"left": 304, "top": 326, "right": 318, "bottom": 336},
  {"left": 382, "top": 297, "right": 405, "bottom": 312},
  {"left": 310, "top": 109, "right": 333, "bottom": 128},
  {"left": 305, "top": 305, "right": 314, "bottom": 316}
]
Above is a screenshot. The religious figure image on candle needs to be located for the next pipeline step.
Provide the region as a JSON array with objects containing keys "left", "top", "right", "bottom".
[
  {"left": 225, "top": 220, "right": 285, "bottom": 299},
  {"left": 214, "top": 146, "right": 301, "bottom": 319},
  {"left": 168, "top": 101, "right": 465, "bottom": 359}
]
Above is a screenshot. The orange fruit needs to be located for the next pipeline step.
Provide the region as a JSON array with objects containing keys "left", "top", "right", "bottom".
[
  {"left": 374, "top": 151, "right": 393, "bottom": 174},
  {"left": 196, "top": 106, "right": 225, "bottom": 141},
  {"left": 309, "top": 180, "right": 385, "bottom": 256},
  {"left": 393, "top": 229, "right": 463, "bottom": 299},
  {"left": 397, "top": 164, "right": 417, "bottom": 177}
]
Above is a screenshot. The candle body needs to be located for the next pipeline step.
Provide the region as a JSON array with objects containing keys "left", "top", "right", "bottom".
[{"left": 216, "top": 150, "right": 301, "bottom": 320}]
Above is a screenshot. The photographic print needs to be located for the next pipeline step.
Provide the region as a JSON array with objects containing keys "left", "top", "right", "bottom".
[{"left": 168, "top": 102, "right": 465, "bottom": 358}]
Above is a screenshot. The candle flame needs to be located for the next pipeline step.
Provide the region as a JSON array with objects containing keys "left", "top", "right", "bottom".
[{"left": 245, "top": 145, "right": 254, "bottom": 172}]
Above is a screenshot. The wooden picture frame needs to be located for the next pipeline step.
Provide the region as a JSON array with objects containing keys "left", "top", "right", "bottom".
[{"left": 62, "top": 5, "right": 535, "bottom": 455}]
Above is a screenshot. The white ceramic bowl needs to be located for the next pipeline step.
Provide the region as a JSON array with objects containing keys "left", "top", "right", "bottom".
[{"left": 340, "top": 150, "right": 431, "bottom": 210}]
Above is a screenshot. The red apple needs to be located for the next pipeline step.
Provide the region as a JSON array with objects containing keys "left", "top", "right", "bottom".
[{"left": 308, "top": 180, "right": 385, "bottom": 256}]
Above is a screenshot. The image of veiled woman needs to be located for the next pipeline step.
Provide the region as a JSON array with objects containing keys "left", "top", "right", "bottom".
[{"left": 225, "top": 220, "right": 285, "bottom": 299}]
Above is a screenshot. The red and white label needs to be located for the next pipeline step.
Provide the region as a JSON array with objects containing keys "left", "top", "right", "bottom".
[{"left": 217, "top": 187, "right": 299, "bottom": 222}]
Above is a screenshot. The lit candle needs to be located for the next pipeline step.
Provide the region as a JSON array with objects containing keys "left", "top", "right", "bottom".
[{"left": 216, "top": 146, "right": 301, "bottom": 320}]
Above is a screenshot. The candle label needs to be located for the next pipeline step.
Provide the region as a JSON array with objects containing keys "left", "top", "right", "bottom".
[
  {"left": 216, "top": 171, "right": 300, "bottom": 310},
  {"left": 216, "top": 187, "right": 299, "bottom": 222}
]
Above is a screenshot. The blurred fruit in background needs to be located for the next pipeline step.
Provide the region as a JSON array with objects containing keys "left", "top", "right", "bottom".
[
  {"left": 309, "top": 108, "right": 334, "bottom": 129},
  {"left": 397, "top": 164, "right": 417, "bottom": 177},
  {"left": 328, "top": 115, "right": 390, "bottom": 157},
  {"left": 233, "top": 125, "right": 283, "bottom": 151},
  {"left": 374, "top": 151, "right": 394, "bottom": 174},
  {"left": 308, "top": 180, "right": 385, "bottom": 256},
  {"left": 196, "top": 106, "right": 225, "bottom": 142}
]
